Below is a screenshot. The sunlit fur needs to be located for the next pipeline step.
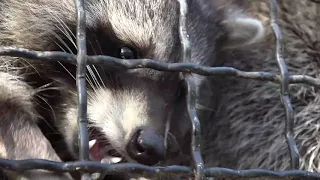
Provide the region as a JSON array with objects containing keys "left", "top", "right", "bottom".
[
  {"left": 203, "top": 0, "right": 320, "bottom": 177},
  {"left": 0, "top": 0, "right": 264, "bottom": 179}
]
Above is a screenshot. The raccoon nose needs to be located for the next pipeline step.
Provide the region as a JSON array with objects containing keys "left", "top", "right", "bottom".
[{"left": 126, "top": 129, "right": 166, "bottom": 166}]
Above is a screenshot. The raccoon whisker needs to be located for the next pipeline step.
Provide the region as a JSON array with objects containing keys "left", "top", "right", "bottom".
[
  {"left": 87, "top": 39, "right": 98, "bottom": 55},
  {"left": 50, "top": 38, "right": 76, "bottom": 79},
  {"left": 53, "top": 24, "right": 76, "bottom": 52},
  {"left": 20, "top": 59, "right": 42, "bottom": 77},
  {"left": 90, "top": 34, "right": 108, "bottom": 89},
  {"left": 90, "top": 35, "right": 108, "bottom": 89},
  {"left": 86, "top": 39, "right": 105, "bottom": 90},
  {"left": 49, "top": 17, "right": 99, "bottom": 94},
  {"left": 86, "top": 65, "right": 101, "bottom": 91},
  {"left": 2, "top": 49, "right": 40, "bottom": 77},
  {"left": 35, "top": 94, "right": 57, "bottom": 121},
  {"left": 92, "top": 34, "right": 103, "bottom": 55},
  {"left": 82, "top": 40, "right": 100, "bottom": 92},
  {"left": 35, "top": 86, "right": 62, "bottom": 93},
  {"left": 93, "top": 34, "right": 119, "bottom": 90},
  {"left": 47, "top": 9, "right": 77, "bottom": 49},
  {"left": 34, "top": 83, "right": 62, "bottom": 93},
  {"left": 49, "top": 30, "right": 74, "bottom": 54},
  {"left": 49, "top": 13, "right": 98, "bottom": 92},
  {"left": 36, "top": 82, "right": 54, "bottom": 89},
  {"left": 52, "top": 39, "right": 97, "bottom": 91},
  {"left": 92, "top": 65, "right": 106, "bottom": 88},
  {"left": 86, "top": 74, "right": 97, "bottom": 92},
  {"left": 86, "top": 66, "right": 103, "bottom": 93},
  {"left": 32, "top": 97, "right": 58, "bottom": 134}
]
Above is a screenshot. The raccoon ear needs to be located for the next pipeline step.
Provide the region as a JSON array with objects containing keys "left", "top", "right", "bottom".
[{"left": 221, "top": 17, "right": 265, "bottom": 49}]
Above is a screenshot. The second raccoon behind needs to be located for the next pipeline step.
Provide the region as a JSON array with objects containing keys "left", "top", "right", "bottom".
[
  {"left": 203, "top": 0, "right": 320, "bottom": 179},
  {"left": 0, "top": 0, "right": 265, "bottom": 179}
]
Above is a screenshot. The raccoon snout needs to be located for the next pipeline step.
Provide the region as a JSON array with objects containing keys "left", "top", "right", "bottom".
[{"left": 126, "top": 129, "right": 166, "bottom": 166}]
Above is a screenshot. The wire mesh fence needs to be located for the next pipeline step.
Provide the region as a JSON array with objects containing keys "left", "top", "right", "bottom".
[{"left": 0, "top": 0, "right": 319, "bottom": 179}]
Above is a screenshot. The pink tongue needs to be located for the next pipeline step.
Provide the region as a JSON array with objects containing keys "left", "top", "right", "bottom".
[{"left": 89, "top": 141, "right": 104, "bottom": 161}]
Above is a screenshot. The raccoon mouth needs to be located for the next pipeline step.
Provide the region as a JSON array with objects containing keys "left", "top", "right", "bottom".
[{"left": 88, "top": 128, "right": 126, "bottom": 164}]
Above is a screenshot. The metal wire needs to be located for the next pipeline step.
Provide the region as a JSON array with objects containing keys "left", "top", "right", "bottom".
[
  {"left": 1, "top": 47, "right": 319, "bottom": 88},
  {"left": 75, "top": 0, "right": 91, "bottom": 179},
  {"left": 0, "top": 0, "right": 319, "bottom": 179},
  {"left": 178, "top": 0, "right": 204, "bottom": 179},
  {"left": 269, "top": 0, "right": 300, "bottom": 170}
]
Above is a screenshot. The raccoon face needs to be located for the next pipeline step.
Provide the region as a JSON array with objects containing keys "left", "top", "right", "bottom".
[{"left": 1, "top": 0, "right": 264, "bottom": 166}]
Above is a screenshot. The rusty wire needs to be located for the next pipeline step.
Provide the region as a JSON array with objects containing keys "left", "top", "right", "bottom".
[{"left": 0, "top": 0, "right": 320, "bottom": 179}]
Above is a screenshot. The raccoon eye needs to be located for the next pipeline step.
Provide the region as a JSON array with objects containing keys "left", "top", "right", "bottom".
[{"left": 118, "top": 46, "right": 137, "bottom": 59}]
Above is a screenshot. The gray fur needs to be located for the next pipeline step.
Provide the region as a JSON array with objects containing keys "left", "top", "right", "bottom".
[
  {"left": 0, "top": 0, "right": 264, "bottom": 179},
  {"left": 202, "top": 0, "right": 320, "bottom": 177}
]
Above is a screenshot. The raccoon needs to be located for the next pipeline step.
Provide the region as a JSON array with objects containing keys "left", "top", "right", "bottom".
[
  {"left": 0, "top": 0, "right": 264, "bottom": 179},
  {"left": 202, "top": 0, "right": 320, "bottom": 177}
]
